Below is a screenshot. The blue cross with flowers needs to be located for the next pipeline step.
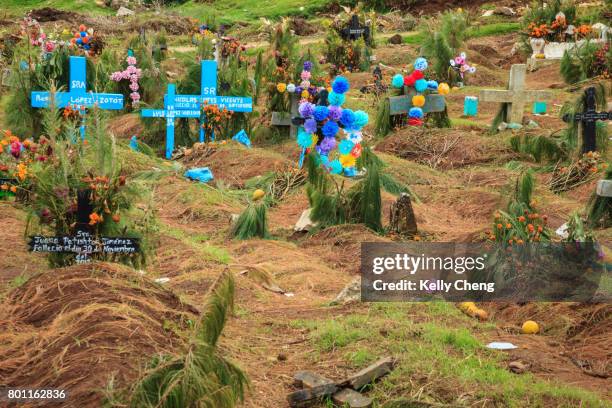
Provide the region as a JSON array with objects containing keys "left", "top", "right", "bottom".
[
  {"left": 31, "top": 56, "right": 124, "bottom": 139},
  {"left": 141, "top": 60, "right": 252, "bottom": 159}
]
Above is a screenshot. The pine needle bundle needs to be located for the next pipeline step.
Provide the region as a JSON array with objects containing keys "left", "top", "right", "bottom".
[
  {"left": 374, "top": 98, "right": 392, "bottom": 138},
  {"left": 507, "top": 170, "right": 535, "bottom": 215},
  {"left": 348, "top": 164, "right": 382, "bottom": 232},
  {"left": 230, "top": 202, "right": 270, "bottom": 240},
  {"left": 587, "top": 167, "right": 612, "bottom": 228},
  {"left": 125, "top": 271, "right": 248, "bottom": 408}
]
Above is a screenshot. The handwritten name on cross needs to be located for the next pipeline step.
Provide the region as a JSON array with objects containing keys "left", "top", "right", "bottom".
[
  {"left": 480, "top": 64, "right": 552, "bottom": 125},
  {"left": 28, "top": 190, "right": 139, "bottom": 264},
  {"left": 341, "top": 15, "right": 370, "bottom": 42},
  {"left": 562, "top": 86, "right": 612, "bottom": 153},
  {"left": 31, "top": 56, "right": 124, "bottom": 139},
  {"left": 141, "top": 60, "right": 252, "bottom": 159}
]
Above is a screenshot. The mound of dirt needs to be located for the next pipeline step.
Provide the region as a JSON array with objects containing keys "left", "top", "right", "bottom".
[
  {"left": 181, "top": 142, "right": 292, "bottom": 188},
  {"left": 491, "top": 302, "right": 612, "bottom": 379},
  {"left": 301, "top": 224, "right": 391, "bottom": 273},
  {"left": 108, "top": 113, "right": 143, "bottom": 140},
  {"left": 0, "top": 262, "right": 198, "bottom": 407},
  {"left": 376, "top": 127, "right": 515, "bottom": 170},
  {"left": 29, "top": 8, "right": 80, "bottom": 23}
]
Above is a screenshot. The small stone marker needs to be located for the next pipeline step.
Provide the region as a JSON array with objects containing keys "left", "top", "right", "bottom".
[
  {"left": 389, "top": 87, "right": 445, "bottom": 116},
  {"left": 31, "top": 56, "right": 124, "bottom": 139},
  {"left": 288, "top": 357, "right": 395, "bottom": 407},
  {"left": 479, "top": 64, "right": 552, "bottom": 125},
  {"left": 597, "top": 180, "right": 612, "bottom": 197},
  {"left": 341, "top": 357, "right": 395, "bottom": 390},
  {"left": 562, "top": 86, "right": 612, "bottom": 153}
]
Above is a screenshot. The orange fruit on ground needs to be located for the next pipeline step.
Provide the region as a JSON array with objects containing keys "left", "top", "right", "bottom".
[{"left": 252, "top": 189, "right": 266, "bottom": 201}]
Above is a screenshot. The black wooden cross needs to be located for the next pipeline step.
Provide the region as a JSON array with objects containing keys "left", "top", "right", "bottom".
[
  {"left": 562, "top": 87, "right": 612, "bottom": 153},
  {"left": 340, "top": 15, "right": 370, "bottom": 42},
  {"left": 28, "top": 189, "right": 139, "bottom": 264}
]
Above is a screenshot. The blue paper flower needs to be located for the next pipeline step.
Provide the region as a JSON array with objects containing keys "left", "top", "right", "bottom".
[
  {"left": 340, "top": 109, "right": 355, "bottom": 128},
  {"left": 427, "top": 80, "right": 439, "bottom": 90},
  {"left": 328, "top": 91, "right": 345, "bottom": 106},
  {"left": 414, "top": 79, "right": 428, "bottom": 93},
  {"left": 329, "top": 159, "right": 343, "bottom": 174},
  {"left": 297, "top": 128, "right": 313, "bottom": 148},
  {"left": 332, "top": 76, "right": 350, "bottom": 94},
  {"left": 322, "top": 121, "right": 339, "bottom": 138},
  {"left": 353, "top": 111, "right": 369, "bottom": 129},
  {"left": 338, "top": 139, "right": 354, "bottom": 155},
  {"left": 313, "top": 106, "right": 330, "bottom": 122},
  {"left": 303, "top": 61, "right": 313, "bottom": 71},
  {"left": 391, "top": 74, "right": 405, "bottom": 89},
  {"left": 408, "top": 107, "right": 424, "bottom": 119},
  {"left": 414, "top": 57, "right": 428, "bottom": 71}
]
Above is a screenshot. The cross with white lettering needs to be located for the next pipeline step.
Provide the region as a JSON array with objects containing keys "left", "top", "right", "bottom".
[
  {"left": 141, "top": 60, "right": 253, "bottom": 159},
  {"left": 31, "top": 56, "right": 124, "bottom": 139}
]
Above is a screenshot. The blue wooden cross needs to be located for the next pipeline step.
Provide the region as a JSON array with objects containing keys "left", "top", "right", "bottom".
[
  {"left": 31, "top": 56, "right": 124, "bottom": 139},
  {"left": 141, "top": 60, "right": 253, "bottom": 159}
]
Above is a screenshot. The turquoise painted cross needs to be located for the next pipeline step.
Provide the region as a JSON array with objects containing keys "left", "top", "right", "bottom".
[
  {"left": 31, "top": 56, "right": 124, "bottom": 139},
  {"left": 141, "top": 60, "right": 252, "bottom": 159}
]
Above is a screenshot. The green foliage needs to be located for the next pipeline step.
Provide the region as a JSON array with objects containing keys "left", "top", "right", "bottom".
[
  {"left": 324, "top": 11, "right": 374, "bottom": 72},
  {"left": 124, "top": 271, "right": 248, "bottom": 408},
  {"left": 349, "top": 164, "right": 382, "bottom": 231},
  {"left": 559, "top": 41, "right": 611, "bottom": 84},
  {"left": 230, "top": 202, "right": 270, "bottom": 239},
  {"left": 374, "top": 97, "right": 392, "bottom": 138},
  {"left": 565, "top": 211, "right": 595, "bottom": 242},
  {"left": 510, "top": 133, "right": 566, "bottom": 163},
  {"left": 522, "top": 0, "right": 577, "bottom": 32},
  {"left": 25, "top": 107, "right": 153, "bottom": 268},
  {"left": 587, "top": 167, "right": 612, "bottom": 228},
  {"left": 420, "top": 10, "right": 469, "bottom": 84}
]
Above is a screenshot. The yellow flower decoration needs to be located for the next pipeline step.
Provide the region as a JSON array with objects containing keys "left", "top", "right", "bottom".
[
  {"left": 339, "top": 154, "right": 356, "bottom": 168},
  {"left": 301, "top": 89, "right": 310, "bottom": 99},
  {"left": 277, "top": 83, "right": 287, "bottom": 93},
  {"left": 310, "top": 135, "right": 317, "bottom": 148},
  {"left": 412, "top": 94, "right": 425, "bottom": 107},
  {"left": 438, "top": 83, "right": 450, "bottom": 95}
]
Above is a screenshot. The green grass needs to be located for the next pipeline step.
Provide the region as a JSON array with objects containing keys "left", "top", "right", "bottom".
[
  {"left": 172, "top": 0, "right": 330, "bottom": 25},
  {"left": 161, "top": 224, "right": 232, "bottom": 264},
  {"left": 293, "top": 303, "right": 610, "bottom": 407},
  {"left": 404, "top": 21, "right": 520, "bottom": 44}
]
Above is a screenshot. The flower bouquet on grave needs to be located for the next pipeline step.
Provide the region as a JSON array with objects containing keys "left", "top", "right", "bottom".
[
  {"left": 200, "top": 101, "right": 233, "bottom": 141},
  {"left": 295, "top": 76, "right": 369, "bottom": 177},
  {"left": 448, "top": 52, "right": 476, "bottom": 87},
  {"left": 389, "top": 57, "right": 450, "bottom": 127}
]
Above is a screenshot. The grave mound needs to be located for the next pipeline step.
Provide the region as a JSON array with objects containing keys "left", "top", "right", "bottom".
[
  {"left": 181, "top": 142, "right": 292, "bottom": 188},
  {"left": 0, "top": 262, "right": 197, "bottom": 407},
  {"left": 376, "top": 127, "right": 514, "bottom": 170}
]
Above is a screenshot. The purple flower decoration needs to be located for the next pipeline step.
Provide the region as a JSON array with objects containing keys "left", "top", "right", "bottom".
[
  {"left": 295, "top": 86, "right": 303, "bottom": 95},
  {"left": 303, "top": 61, "right": 313, "bottom": 71},
  {"left": 304, "top": 118, "right": 317, "bottom": 134},
  {"left": 319, "top": 136, "right": 337, "bottom": 152},
  {"left": 299, "top": 102, "right": 315, "bottom": 118},
  {"left": 328, "top": 105, "right": 343, "bottom": 121}
]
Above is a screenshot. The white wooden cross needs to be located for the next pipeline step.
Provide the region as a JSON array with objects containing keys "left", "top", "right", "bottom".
[{"left": 480, "top": 64, "right": 552, "bottom": 124}]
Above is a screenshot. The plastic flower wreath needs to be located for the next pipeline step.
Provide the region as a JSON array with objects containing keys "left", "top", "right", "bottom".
[
  {"left": 390, "top": 57, "right": 450, "bottom": 126},
  {"left": 296, "top": 76, "right": 369, "bottom": 177},
  {"left": 110, "top": 50, "right": 142, "bottom": 108},
  {"left": 280, "top": 61, "right": 321, "bottom": 101}
]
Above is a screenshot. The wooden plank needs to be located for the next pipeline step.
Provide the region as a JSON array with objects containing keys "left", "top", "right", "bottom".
[
  {"left": 341, "top": 357, "right": 395, "bottom": 390},
  {"left": 479, "top": 89, "right": 514, "bottom": 103},
  {"left": 389, "top": 94, "right": 446, "bottom": 115},
  {"left": 523, "top": 90, "right": 553, "bottom": 102},
  {"left": 294, "top": 371, "right": 334, "bottom": 388},
  {"left": 333, "top": 388, "right": 373, "bottom": 408},
  {"left": 271, "top": 111, "right": 292, "bottom": 126},
  {"left": 597, "top": 179, "right": 612, "bottom": 197},
  {"left": 287, "top": 383, "right": 338, "bottom": 407}
]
